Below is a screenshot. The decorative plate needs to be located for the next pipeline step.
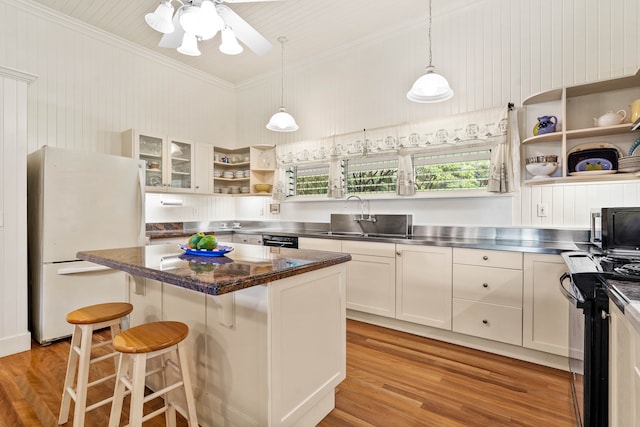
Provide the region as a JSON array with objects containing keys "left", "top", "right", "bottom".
[
  {"left": 569, "top": 170, "right": 617, "bottom": 176},
  {"left": 629, "top": 138, "right": 640, "bottom": 156},
  {"left": 179, "top": 244, "right": 234, "bottom": 257},
  {"left": 574, "top": 158, "right": 614, "bottom": 172}
]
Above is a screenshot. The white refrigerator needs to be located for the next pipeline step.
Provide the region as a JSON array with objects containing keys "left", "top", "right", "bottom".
[{"left": 27, "top": 146, "right": 146, "bottom": 344}]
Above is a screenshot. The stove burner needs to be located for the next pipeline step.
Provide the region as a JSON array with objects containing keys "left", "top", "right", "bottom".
[{"left": 614, "top": 263, "right": 640, "bottom": 277}]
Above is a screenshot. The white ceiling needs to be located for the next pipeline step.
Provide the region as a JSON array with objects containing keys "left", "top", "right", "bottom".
[{"left": 30, "top": 0, "right": 473, "bottom": 85}]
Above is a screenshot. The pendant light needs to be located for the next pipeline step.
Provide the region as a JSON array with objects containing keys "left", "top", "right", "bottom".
[
  {"left": 267, "top": 36, "right": 298, "bottom": 132},
  {"left": 407, "top": 0, "right": 454, "bottom": 103}
]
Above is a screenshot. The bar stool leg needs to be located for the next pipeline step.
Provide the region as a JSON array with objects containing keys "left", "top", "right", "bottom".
[
  {"left": 58, "top": 325, "right": 82, "bottom": 425},
  {"left": 128, "top": 353, "right": 148, "bottom": 427},
  {"left": 177, "top": 341, "right": 199, "bottom": 427},
  {"left": 108, "top": 353, "right": 131, "bottom": 427},
  {"left": 162, "top": 352, "right": 177, "bottom": 427},
  {"left": 72, "top": 324, "right": 95, "bottom": 427},
  {"left": 109, "top": 322, "right": 123, "bottom": 372}
]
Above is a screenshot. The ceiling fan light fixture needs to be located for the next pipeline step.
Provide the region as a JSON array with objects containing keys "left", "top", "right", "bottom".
[
  {"left": 407, "top": 66, "right": 454, "bottom": 103},
  {"left": 177, "top": 33, "right": 201, "bottom": 56},
  {"left": 219, "top": 26, "right": 243, "bottom": 55},
  {"left": 407, "top": 0, "right": 453, "bottom": 103},
  {"left": 145, "top": 0, "right": 175, "bottom": 34},
  {"left": 267, "top": 108, "right": 299, "bottom": 132}
]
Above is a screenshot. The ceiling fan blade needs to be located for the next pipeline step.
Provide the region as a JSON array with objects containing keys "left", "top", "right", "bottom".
[
  {"left": 158, "top": 12, "right": 185, "bottom": 49},
  {"left": 216, "top": 4, "right": 272, "bottom": 55}
]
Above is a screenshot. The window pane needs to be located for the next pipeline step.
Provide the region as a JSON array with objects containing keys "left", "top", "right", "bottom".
[
  {"left": 346, "top": 156, "right": 397, "bottom": 194},
  {"left": 294, "top": 165, "right": 329, "bottom": 196},
  {"left": 414, "top": 150, "right": 490, "bottom": 191}
]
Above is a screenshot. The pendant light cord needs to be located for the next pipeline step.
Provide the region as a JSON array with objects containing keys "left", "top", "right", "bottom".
[
  {"left": 277, "top": 36, "right": 287, "bottom": 107},
  {"left": 427, "top": 0, "right": 433, "bottom": 68}
]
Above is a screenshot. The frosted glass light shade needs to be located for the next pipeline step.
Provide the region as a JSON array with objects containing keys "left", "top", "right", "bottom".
[
  {"left": 266, "top": 108, "right": 299, "bottom": 132},
  {"left": 177, "top": 33, "right": 201, "bottom": 56},
  {"left": 219, "top": 27, "right": 243, "bottom": 55},
  {"left": 179, "top": 6, "right": 204, "bottom": 35},
  {"left": 145, "top": 1, "right": 175, "bottom": 34},
  {"left": 407, "top": 67, "right": 454, "bottom": 103},
  {"left": 199, "top": 1, "right": 224, "bottom": 40}
]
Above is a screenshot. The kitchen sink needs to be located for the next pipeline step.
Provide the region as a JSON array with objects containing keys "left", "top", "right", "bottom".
[{"left": 320, "top": 231, "right": 409, "bottom": 239}]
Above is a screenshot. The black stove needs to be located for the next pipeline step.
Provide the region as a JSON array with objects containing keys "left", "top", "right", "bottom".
[{"left": 561, "top": 249, "right": 640, "bottom": 427}]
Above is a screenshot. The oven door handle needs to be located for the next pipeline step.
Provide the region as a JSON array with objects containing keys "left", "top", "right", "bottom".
[{"left": 559, "top": 272, "right": 584, "bottom": 305}]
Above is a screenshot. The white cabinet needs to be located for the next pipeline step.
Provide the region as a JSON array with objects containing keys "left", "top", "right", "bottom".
[
  {"left": 452, "top": 248, "right": 523, "bottom": 346},
  {"left": 194, "top": 142, "right": 214, "bottom": 194},
  {"left": 522, "top": 69, "right": 640, "bottom": 185},
  {"left": 122, "top": 129, "right": 203, "bottom": 193},
  {"left": 298, "top": 237, "right": 342, "bottom": 252},
  {"left": 396, "top": 244, "right": 452, "bottom": 330},
  {"left": 232, "top": 233, "right": 263, "bottom": 245},
  {"left": 342, "top": 240, "right": 396, "bottom": 318},
  {"left": 609, "top": 302, "right": 637, "bottom": 427},
  {"left": 523, "top": 253, "right": 569, "bottom": 356}
]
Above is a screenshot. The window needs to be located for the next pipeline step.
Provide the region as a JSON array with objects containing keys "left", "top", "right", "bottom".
[
  {"left": 346, "top": 156, "right": 397, "bottom": 194},
  {"left": 413, "top": 149, "right": 490, "bottom": 191},
  {"left": 292, "top": 164, "right": 329, "bottom": 196}
]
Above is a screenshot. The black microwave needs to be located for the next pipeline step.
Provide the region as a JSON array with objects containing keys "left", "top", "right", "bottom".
[{"left": 591, "top": 207, "right": 640, "bottom": 251}]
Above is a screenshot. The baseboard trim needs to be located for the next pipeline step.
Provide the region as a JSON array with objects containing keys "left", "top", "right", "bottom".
[{"left": 0, "top": 332, "right": 32, "bottom": 358}]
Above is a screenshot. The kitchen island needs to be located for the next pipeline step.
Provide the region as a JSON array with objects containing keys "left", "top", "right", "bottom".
[{"left": 77, "top": 243, "right": 351, "bottom": 427}]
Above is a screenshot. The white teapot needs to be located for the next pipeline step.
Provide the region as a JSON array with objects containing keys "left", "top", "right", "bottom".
[{"left": 593, "top": 110, "right": 627, "bottom": 127}]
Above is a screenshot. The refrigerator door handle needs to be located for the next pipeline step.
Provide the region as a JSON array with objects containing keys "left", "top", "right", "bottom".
[{"left": 57, "top": 265, "right": 112, "bottom": 275}]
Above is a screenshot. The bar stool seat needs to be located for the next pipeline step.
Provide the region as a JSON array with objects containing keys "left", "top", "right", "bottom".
[
  {"left": 108, "top": 321, "right": 198, "bottom": 427},
  {"left": 58, "top": 302, "right": 133, "bottom": 427}
]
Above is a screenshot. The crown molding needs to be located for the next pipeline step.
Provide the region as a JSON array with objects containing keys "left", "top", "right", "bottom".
[{"left": 0, "top": 66, "right": 38, "bottom": 84}]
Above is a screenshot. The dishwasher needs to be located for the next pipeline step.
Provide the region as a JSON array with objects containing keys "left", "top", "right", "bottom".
[{"left": 262, "top": 234, "right": 299, "bottom": 248}]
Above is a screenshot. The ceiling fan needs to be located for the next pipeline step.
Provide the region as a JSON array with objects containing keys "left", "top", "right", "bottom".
[{"left": 145, "top": 0, "right": 281, "bottom": 57}]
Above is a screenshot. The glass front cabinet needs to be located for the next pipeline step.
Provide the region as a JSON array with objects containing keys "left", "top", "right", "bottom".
[{"left": 122, "top": 130, "right": 195, "bottom": 193}]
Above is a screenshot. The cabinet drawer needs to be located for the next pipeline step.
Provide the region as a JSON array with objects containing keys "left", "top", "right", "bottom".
[
  {"left": 342, "top": 240, "right": 395, "bottom": 257},
  {"left": 453, "top": 248, "right": 522, "bottom": 269},
  {"left": 298, "top": 237, "right": 342, "bottom": 252},
  {"left": 453, "top": 264, "right": 522, "bottom": 308},
  {"left": 452, "top": 298, "right": 522, "bottom": 346}
]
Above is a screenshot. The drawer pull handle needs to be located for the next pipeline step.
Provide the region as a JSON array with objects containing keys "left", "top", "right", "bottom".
[
  {"left": 482, "top": 319, "right": 489, "bottom": 325},
  {"left": 482, "top": 283, "right": 489, "bottom": 288},
  {"left": 482, "top": 255, "right": 489, "bottom": 261}
]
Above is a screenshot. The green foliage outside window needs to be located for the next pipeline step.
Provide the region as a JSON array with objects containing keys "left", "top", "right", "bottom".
[{"left": 415, "top": 160, "right": 490, "bottom": 191}]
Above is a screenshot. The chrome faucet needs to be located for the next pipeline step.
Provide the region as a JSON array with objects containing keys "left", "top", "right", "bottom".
[{"left": 344, "top": 195, "right": 376, "bottom": 223}]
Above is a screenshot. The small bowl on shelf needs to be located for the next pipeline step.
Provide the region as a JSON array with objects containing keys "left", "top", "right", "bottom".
[
  {"left": 525, "top": 161, "right": 558, "bottom": 179},
  {"left": 254, "top": 184, "right": 272, "bottom": 193},
  {"left": 526, "top": 155, "right": 558, "bottom": 164}
]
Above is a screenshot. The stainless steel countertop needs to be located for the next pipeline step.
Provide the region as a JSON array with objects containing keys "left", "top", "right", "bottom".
[{"left": 151, "top": 221, "right": 591, "bottom": 255}]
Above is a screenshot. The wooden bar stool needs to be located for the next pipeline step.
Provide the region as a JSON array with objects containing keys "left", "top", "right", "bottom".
[
  {"left": 108, "top": 321, "right": 198, "bottom": 427},
  {"left": 58, "top": 302, "right": 134, "bottom": 427}
]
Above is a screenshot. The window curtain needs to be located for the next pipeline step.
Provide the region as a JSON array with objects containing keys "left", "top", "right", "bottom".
[
  {"left": 271, "top": 166, "right": 288, "bottom": 201},
  {"left": 396, "top": 150, "right": 415, "bottom": 196},
  {"left": 327, "top": 156, "right": 343, "bottom": 199},
  {"left": 487, "top": 107, "right": 519, "bottom": 193}
]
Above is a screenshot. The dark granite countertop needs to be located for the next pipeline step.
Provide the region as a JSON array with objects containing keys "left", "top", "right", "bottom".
[{"left": 77, "top": 242, "right": 351, "bottom": 296}]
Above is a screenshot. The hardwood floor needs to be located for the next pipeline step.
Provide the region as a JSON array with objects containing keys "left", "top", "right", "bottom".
[
  {"left": 319, "top": 320, "right": 576, "bottom": 427},
  {"left": 0, "top": 320, "right": 575, "bottom": 426}
]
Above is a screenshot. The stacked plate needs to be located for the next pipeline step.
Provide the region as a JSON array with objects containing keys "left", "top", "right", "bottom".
[{"left": 618, "top": 156, "right": 640, "bottom": 173}]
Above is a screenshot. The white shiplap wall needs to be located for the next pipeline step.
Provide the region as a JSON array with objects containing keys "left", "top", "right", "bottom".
[
  {"left": 1, "top": 0, "right": 640, "bottom": 228},
  {"left": 0, "top": 66, "right": 36, "bottom": 357},
  {"left": 0, "top": 0, "right": 237, "bottom": 156},
  {"left": 235, "top": 0, "right": 640, "bottom": 228}
]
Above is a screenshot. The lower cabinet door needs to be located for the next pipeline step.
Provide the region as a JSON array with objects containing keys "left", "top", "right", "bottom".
[
  {"left": 452, "top": 298, "right": 523, "bottom": 346},
  {"left": 396, "top": 245, "right": 452, "bottom": 330},
  {"left": 346, "top": 253, "right": 396, "bottom": 318}
]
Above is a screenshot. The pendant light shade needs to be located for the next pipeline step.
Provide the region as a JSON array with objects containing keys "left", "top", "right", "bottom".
[
  {"left": 267, "top": 107, "right": 298, "bottom": 132},
  {"left": 219, "top": 26, "right": 243, "bottom": 55},
  {"left": 177, "top": 33, "right": 201, "bottom": 56},
  {"left": 145, "top": 0, "right": 175, "bottom": 34},
  {"left": 407, "top": 0, "right": 453, "bottom": 103},
  {"left": 267, "top": 36, "right": 298, "bottom": 132}
]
